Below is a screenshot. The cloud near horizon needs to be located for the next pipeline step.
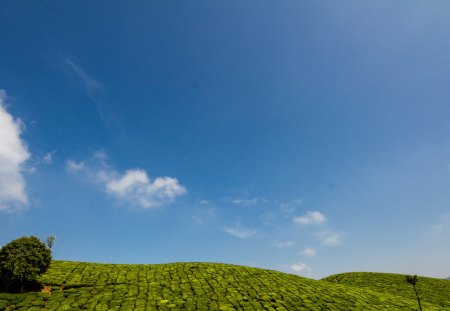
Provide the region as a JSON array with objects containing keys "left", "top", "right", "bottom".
[
  {"left": 0, "top": 90, "right": 30, "bottom": 212},
  {"left": 66, "top": 153, "right": 186, "bottom": 209},
  {"left": 286, "top": 262, "right": 312, "bottom": 275}
]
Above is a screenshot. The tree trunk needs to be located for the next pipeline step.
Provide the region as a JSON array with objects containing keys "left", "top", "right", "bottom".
[{"left": 413, "top": 285, "right": 423, "bottom": 311}]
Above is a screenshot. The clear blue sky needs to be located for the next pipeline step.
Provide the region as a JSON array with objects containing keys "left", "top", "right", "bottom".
[{"left": 1, "top": 1, "right": 449, "bottom": 279}]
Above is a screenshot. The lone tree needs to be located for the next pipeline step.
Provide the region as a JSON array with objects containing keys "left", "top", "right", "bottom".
[
  {"left": 0, "top": 236, "right": 52, "bottom": 292},
  {"left": 406, "top": 274, "right": 423, "bottom": 311},
  {"left": 46, "top": 236, "right": 56, "bottom": 249}
]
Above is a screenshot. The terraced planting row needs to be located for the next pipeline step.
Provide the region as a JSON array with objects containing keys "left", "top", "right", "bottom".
[
  {"left": 323, "top": 271, "right": 450, "bottom": 309},
  {"left": 0, "top": 261, "right": 448, "bottom": 310}
]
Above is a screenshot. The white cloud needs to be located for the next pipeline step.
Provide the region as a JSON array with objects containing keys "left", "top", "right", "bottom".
[
  {"left": 223, "top": 226, "right": 257, "bottom": 239},
  {"left": 66, "top": 152, "right": 186, "bottom": 209},
  {"left": 317, "top": 231, "right": 341, "bottom": 246},
  {"left": 293, "top": 211, "right": 326, "bottom": 225},
  {"left": 287, "top": 262, "right": 312, "bottom": 275},
  {"left": 0, "top": 90, "right": 30, "bottom": 212},
  {"left": 275, "top": 240, "right": 296, "bottom": 249},
  {"left": 105, "top": 169, "right": 186, "bottom": 208},
  {"left": 298, "top": 247, "right": 317, "bottom": 257}
]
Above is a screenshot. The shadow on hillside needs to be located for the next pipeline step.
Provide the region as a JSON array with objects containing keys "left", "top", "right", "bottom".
[
  {"left": 61, "top": 282, "right": 128, "bottom": 290},
  {"left": 0, "top": 280, "right": 43, "bottom": 293}
]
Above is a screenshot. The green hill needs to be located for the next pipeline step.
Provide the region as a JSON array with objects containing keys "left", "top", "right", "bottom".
[
  {"left": 0, "top": 261, "right": 448, "bottom": 310},
  {"left": 322, "top": 272, "right": 450, "bottom": 310}
]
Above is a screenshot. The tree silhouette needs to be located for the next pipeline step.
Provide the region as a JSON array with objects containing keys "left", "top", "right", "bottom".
[
  {"left": 406, "top": 275, "right": 423, "bottom": 311},
  {"left": 46, "top": 236, "right": 56, "bottom": 249}
]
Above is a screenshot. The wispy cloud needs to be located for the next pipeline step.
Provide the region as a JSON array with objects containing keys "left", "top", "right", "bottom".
[
  {"left": 61, "top": 58, "right": 126, "bottom": 144},
  {"left": 317, "top": 231, "right": 341, "bottom": 246},
  {"left": 275, "top": 240, "right": 296, "bottom": 249},
  {"left": 293, "top": 211, "right": 326, "bottom": 225},
  {"left": 66, "top": 160, "right": 85, "bottom": 172},
  {"left": 66, "top": 151, "right": 186, "bottom": 209},
  {"left": 62, "top": 59, "right": 102, "bottom": 99},
  {"left": 429, "top": 213, "right": 450, "bottom": 244},
  {"left": 0, "top": 90, "right": 30, "bottom": 212},
  {"left": 227, "top": 197, "right": 266, "bottom": 206},
  {"left": 223, "top": 225, "right": 257, "bottom": 239},
  {"left": 279, "top": 198, "right": 304, "bottom": 214},
  {"left": 42, "top": 152, "right": 53, "bottom": 165},
  {"left": 430, "top": 213, "right": 450, "bottom": 232},
  {"left": 298, "top": 247, "right": 317, "bottom": 257},
  {"left": 192, "top": 206, "right": 216, "bottom": 225}
]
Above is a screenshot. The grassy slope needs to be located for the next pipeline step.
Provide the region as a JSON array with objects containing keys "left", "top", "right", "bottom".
[
  {"left": 322, "top": 272, "right": 450, "bottom": 309},
  {"left": 0, "top": 261, "right": 447, "bottom": 311}
]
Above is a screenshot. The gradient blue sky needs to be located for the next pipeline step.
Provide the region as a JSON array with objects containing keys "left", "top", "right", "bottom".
[{"left": 1, "top": 1, "right": 450, "bottom": 279}]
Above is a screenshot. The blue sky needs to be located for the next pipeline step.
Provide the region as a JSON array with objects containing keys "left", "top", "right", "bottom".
[{"left": 1, "top": 1, "right": 450, "bottom": 279}]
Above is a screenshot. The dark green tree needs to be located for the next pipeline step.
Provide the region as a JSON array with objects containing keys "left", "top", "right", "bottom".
[
  {"left": 406, "top": 274, "right": 423, "bottom": 311},
  {"left": 0, "top": 236, "right": 52, "bottom": 292}
]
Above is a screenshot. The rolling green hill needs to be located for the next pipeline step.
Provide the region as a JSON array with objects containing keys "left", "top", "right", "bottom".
[
  {"left": 322, "top": 272, "right": 450, "bottom": 310},
  {"left": 0, "top": 261, "right": 448, "bottom": 310}
]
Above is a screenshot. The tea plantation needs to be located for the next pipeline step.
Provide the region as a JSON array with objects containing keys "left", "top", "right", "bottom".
[
  {"left": 322, "top": 272, "right": 450, "bottom": 309},
  {"left": 0, "top": 261, "right": 448, "bottom": 310}
]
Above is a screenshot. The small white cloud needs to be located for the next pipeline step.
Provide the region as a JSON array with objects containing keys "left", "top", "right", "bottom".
[
  {"left": 66, "top": 152, "right": 186, "bottom": 209},
  {"left": 66, "top": 160, "right": 85, "bottom": 172},
  {"left": 198, "top": 199, "right": 209, "bottom": 205},
  {"left": 275, "top": 241, "right": 296, "bottom": 249},
  {"left": 0, "top": 90, "right": 30, "bottom": 212},
  {"left": 287, "top": 262, "right": 312, "bottom": 275},
  {"left": 223, "top": 226, "right": 257, "bottom": 239},
  {"left": 105, "top": 169, "right": 186, "bottom": 208},
  {"left": 317, "top": 231, "right": 341, "bottom": 246},
  {"left": 298, "top": 247, "right": 317, "bottom": 257},
  {"left": 294, "top": 211, "right": 326, "bottom": 225}
]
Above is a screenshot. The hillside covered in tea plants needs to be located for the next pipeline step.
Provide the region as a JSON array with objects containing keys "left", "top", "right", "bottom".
[
  {"left": 0, "top": 261, "right": 449, "bottom": 310},
  {"left": 322, "top": 272, "right": 450, "bottom": 309}
]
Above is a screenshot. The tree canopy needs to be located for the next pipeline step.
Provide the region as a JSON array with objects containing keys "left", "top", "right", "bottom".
[{"left": 0, "top": 236, "right": 52, "bottom": 292}]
